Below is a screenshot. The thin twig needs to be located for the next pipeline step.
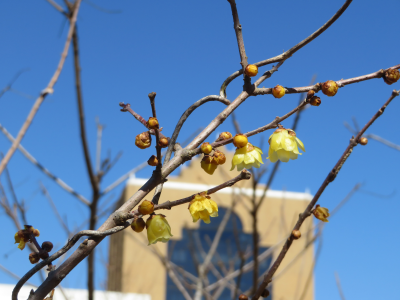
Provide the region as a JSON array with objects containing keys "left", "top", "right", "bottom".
[
  {"left": 0, "top": 0, "right": 82, "bottom": 177},
  {"left": 219, "top": 0, "right": 353, "bottom": 97},
  {"left": 335, "top": 272, "right": 347, "bottom": 300},
  {"left": 0, "top": 69, "right": 30, "bottom": 100},
  {"left": 0, "top": 123, "right": 90, "bottom": 205},
  {"left": 251, "top": 89, "right": 400, "bottom": 299}
]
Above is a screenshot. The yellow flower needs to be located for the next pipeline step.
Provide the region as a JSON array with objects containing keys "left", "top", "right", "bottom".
[
  {"left": 146, "top": 215, "right": 173, "bottom": 245},
  {"left": 201, "top": 155, "right": 218, "bottom": 175},
  {"left": 14, "top": 225, "right": 40, "bottom": 251},
  {"left": 267, "top": 128, "right": 305, "bottom": 163},
  {"left": 313, "top": 205, "right": 330, "bottom": 222},
  {"left": 231, "top": 143, "right": 263, "bottom": 171},
  {"left": 188, "top": 192, "right": 218, "bottom": 224}
]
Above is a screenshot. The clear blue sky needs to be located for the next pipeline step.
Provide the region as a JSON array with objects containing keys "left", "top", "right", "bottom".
[{"left": 0, "top": 0, "right": 399, "bottom": 299}]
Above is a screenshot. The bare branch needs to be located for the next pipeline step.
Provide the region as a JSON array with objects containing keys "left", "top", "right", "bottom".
[
  {"left": 0, "top": 123, "right": 90, "bottom": 206},
  {"left": 0, "top": 69, "right": 30, "bottom": 100},
  {"left": 0, "top": 0, "right": 82, "bottom": 177},
  {"left": 252, "top": 89, "right": 400, "bottom": 299},
  {"left": 45, "top": 0, "right": 67, "bottom": 14},
  {"left": 335, "top": 272, "right": 347, "bottom": 300},
  {"left": 220, "top": 0, "right": 353, "bottom": 97}
]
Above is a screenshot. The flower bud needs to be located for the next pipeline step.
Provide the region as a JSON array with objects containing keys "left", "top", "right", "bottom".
[
  {"left": 238, "top": 294, "right": 249, "bottom": 300},
  {"left": 359, "top": 137, "right": 368, "bottom": 146},
  {"left": 146, "top": 214, "right": 173, "bottom": 245},
  {"left": 32, "top": 229, "right": 40, "bottom": 237},
  {"left": 272, "top": 85, "right": 285, "bottom": 98},
  {"left": 147, "top": 155, "right": 159, "bottom": 166},
  {"left": 138, "top": 200, "right": 155, "bottom": 215},
  {"left": 147, "top": 117, "right": 159, "bottom": 129},
  {"left": 309, "top": 96, "right": 321, "bottom": 106},
  {"left": 313, "top": 205, "right": 330, "bottom": 222},
  {"left": 29, "top": 252, "right": 40, "bottom": 264},
  {"left": 158, "top": 137, "right": 169, "bottom": 148},
  {"left": 261, "top": 289, "right": 270, "bottom": 298},
  {"left": 41, "top": 241, "right": 53, "bottom": 252},
  {"left": 321, "top": 80, "right": 338, "bottom": 97},
  {"left": 131, "top": 218, "right": 146, "bottom": 233},
  {"left": 135, "top": 132, "right": 152, "bottom": 149},
  {"left": 218, "top": 132, "right": 232, "bottom": 141},
  {"left": 383, "top": 69, "right": 400, "bottom": 85},
  {"left": 292, "top": 230, "right": 301, "bottom": 240},
  {"left": 213, "top": 150, "right": 226, "bottom": 165},
  {"left": 201, "top": 142, "right": 213, "bottom": 154},
  {"left": 306, "top": 90, "right": 315, "bottom": 99},
  {"left": 233, "top": 134, "right": 248, "bottom": 149},
  {"left": 39, "top": 251, "right": 49, "bottom": 260},
  {"left": 201, "top": 155, "right": 218, "bottom": 175},
  {"left": 244, "top": 64, "right": 258, "bottom": 77}
]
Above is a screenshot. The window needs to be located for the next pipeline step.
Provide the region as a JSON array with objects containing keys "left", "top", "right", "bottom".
[{"left": 167, "top": 208, "right": 272, "bottom": 300}]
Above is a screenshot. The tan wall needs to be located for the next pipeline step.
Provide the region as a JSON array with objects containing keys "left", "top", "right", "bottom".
[{"left": 112, "top": 148, "right": 314, "bottom": 300}]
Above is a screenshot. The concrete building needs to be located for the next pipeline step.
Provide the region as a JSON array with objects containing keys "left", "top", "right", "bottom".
[{"left": 108, "top": 149, "right": 315, "bottom": 300}]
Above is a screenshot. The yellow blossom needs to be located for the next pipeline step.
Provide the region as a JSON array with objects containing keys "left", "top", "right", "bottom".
[
  {"left": 146, "top": 215, "right": 173, "bottom": 245},
  {"left": 231, "top": 143, "right": 263, "bottom": 171},
  {"left": 201, "top": 155, "right": 218, "bottom": 175},
  {"left": 267, "top": 128, "right": 305, "bottom": 163},
  {"left": 189, "top": 192, "right": 218, "bottom": 224},
  {"left": 14, "top": 225, "right": 40, "bottom": 251},
  {"left": 313, "top": 205, "right": 330, "bottom": 222}
]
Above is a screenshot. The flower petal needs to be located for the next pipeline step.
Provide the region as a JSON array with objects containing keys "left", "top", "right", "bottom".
[
  {"left": 277, "top": 149, "right": 290, "bottom": 162},
  {"left": 244, "top": 153, "right": 255, "bottom": 164},
  {"left": 296, "top": 137, "right": 305, "bottom": 152},
  {"left": 267, "top": 148, "right": 279, "bottom": 163}
]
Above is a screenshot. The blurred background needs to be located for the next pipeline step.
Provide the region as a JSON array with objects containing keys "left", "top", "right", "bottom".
[{"left": 0, "top": 0, "right": 399, "bottom": 299}]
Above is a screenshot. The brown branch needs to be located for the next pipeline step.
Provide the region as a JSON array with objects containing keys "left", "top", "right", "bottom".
[
  {"left": 253, "top": 64, "right": 400, "bottom": 96},
  {"left": 219, "top": 0, "right": 353, "bottom": 96},
  {"left": 251, "top": 89, "right": 400, "bottom": 299},
  {"left": 0, "top": 0, "right": 82, "bottom": 177},
  {"left": 227, "top": 0, "right": 248, "bottom": 70},
  {"left": 148, "top": 92, "right": 162, "bottom": 170},
  {"left": 0, "top": 123, "right": 90, "bottom": 206}
]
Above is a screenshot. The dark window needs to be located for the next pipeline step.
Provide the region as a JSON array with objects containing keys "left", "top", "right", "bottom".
[{"left": 167, "top": 208, "right": 272, "bottom": 300}]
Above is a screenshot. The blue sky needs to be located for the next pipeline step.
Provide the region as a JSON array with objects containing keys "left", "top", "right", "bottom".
[{"left": 0, "top": 0, "right": 399, "bottom": 299}]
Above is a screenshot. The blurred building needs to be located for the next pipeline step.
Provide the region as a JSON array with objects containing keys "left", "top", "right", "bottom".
[{"left": 108, "top": 148, "right": 315, "bottom": 300}]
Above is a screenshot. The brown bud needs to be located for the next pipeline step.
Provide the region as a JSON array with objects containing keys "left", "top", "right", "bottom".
[
  {"left": 272, "top": 85, "right": 285, "bottom": 99},
  {"left": 213, "top": 150, "right": 226, "bottom": 165},
  {"left": 29, "top": 252, "right": 40, "bottom": 264},
  {"left": 201, "top": 142, "right": 213, "bottom": 154},
  {"left": 309, "top": 96, "right": 321, "bottom": 106},
  {"left": 292, "top": 230, "right": 301, "bottom": 240},
  {"left": 261, "top": 289, "right": 270, "bottom": 298},
  {"left": 131, "top": 218, "right": 146, "bottom": 233},
  {"left": 41, "top": 241, "right": 53, "bottom": 252},
  {"left": 321, "top": 80, "right": 338, "bottom": 97},
  {"left": 383, "top": 69, "right": 400, "bottom": 85},
  {"left": 138, "top": 200, "right": 155, "bottom": 215},
  {"left": 233, "top": 134, "right": 248, "bottom": 149},
  {"left": 359, "top": 137, "right": 368, "bottom": 146},
  {"left": 244, "top": 64, "right": 258, "bottom": 77},
  {"left": 306, "top": 90, "right": 315, "bottom": 99},
  {"left": 147, "top": 117, "right": 159, "bottom": 129},
  {"left": 39, "top": 251, "right": 49, "bottom": 260},
  {"left": 158, "top": 137, "right": 169, "bottom": 148},
  {"left": 32, "top": 229, "right": 40, "bottom": 237},
  {"left": 135, "top": 132, "right": 152, "bottom": 149},
  {"left": 148, "top": 155, "right": 159, "bottom": 166},
  {"left": 218, "top": 132, "right": 232, "bottom": 141},
  {"left": 238, "top": 294, "right": 249, "bottom": 300}
]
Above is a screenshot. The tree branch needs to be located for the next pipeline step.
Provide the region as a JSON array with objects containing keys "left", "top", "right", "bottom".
[
  {"left": 0, "top": 0, "right": 82, "bottom": 177},
  {"left": 251, "top": 89, "right": 400, "bottom": 299}
]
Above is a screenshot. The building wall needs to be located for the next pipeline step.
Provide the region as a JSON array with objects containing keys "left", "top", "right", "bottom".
[{"left": 109, "top": 148, "right": 315, "bottom": 300}]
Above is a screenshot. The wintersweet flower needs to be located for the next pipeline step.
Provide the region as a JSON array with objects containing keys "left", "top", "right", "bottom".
[
  {"left": 231, "top": 143, "right": 263, "bottom": 171},
  {"left": 146, "top": 215, "right": 173, "bottom": 245},
  {"left": 201, "top": 155, "right": 218, "bottom": 175},
  {"left": 313, "top": 205, "right": 330, "bottom": 222},
  {"left": 188, "top": 192, "right": 218, "bottom": 224},
  {"left": 14, "top": 225, "right": 40, "bottom": 250},
  {"left": 267, "top": 128, "right": 305, "bottom": 163}
]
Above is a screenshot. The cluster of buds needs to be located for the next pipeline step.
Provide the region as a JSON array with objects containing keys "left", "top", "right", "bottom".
[
  {"left": 14, "top": 225, "right": 53, "bottom": 264},
  {"left": 306, "top": 90, "right": 321, "bottom": 106},
  {"left": 383, "top": 69, "right": 400, "bottom": 85}
]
